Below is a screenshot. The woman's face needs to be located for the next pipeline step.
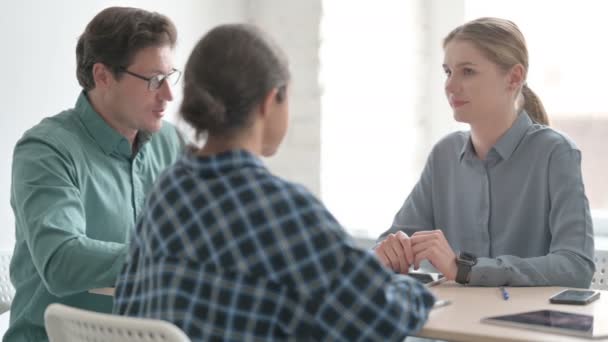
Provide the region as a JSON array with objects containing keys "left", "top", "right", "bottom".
[{"left": 443, "top": 39, "right": 517, "bottom": 125}]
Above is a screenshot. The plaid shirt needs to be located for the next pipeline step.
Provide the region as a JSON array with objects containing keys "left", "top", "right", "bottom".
[{"left": 114, "top": 149, "right": 435, "bottom": 341}]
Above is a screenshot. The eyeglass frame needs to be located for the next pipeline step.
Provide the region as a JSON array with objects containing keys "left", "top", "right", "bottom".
[{"left": 117, "top": 66, "right": 182, "bottom": 90}]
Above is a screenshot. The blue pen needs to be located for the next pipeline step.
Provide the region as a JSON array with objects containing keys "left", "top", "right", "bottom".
[{"left": 500, "top": 286, "right": 510, "bottom": 301}]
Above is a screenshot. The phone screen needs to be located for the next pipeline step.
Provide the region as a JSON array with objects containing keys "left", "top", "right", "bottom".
[
  {"left": 550, "top": 290, "right": 600, "bottom": 304},
  {"left": 408, "top": 273, "right": 435, "bottom": 283},
  {"left": 407, "top": 272, "right": 444, "bottom": 284}
]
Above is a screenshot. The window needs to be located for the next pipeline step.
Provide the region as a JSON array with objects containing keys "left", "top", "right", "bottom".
[{"left": 320, "top": 1, "right": 430, "bottom": 238}]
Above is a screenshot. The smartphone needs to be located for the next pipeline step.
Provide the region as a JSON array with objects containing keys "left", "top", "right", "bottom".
[
  {"left": 407, "top": 272, "right": 445, "bottom": 287},
  {"left": 433, "top": 299, "right": 451, "bottom": 310},
  {"left": 549, "top": 289, "right": 600, "bottom": 305}
]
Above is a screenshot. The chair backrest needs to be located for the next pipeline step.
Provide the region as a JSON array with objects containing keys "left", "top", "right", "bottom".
[
  {"left": 44, "top": 303, "right": 191, "bottom": 342},
  {"left": 0, "top": 250, "right": 15, "bottom": 314},
  {"left": 591, "top": 249, "right": 608, "bottom": 290}
]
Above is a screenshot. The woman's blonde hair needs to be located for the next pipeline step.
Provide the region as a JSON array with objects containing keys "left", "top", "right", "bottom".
[{"left": 443, "top": 17, "right": 549, "bottom": 125}]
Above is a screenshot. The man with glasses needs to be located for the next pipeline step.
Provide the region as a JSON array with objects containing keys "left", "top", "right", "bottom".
[{"left": 5, "top": 7, "right": 184, "bottom": 341}]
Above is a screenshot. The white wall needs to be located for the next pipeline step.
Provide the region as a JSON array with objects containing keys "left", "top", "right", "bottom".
[
  {"left": 320, "top": 1, "right": 427, "bottom": 236},
  {"left": 248, "top": 0, "right": 322, "bottom": 196}
]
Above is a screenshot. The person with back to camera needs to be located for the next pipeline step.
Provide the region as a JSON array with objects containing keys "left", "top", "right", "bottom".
[
  {"left": 375, "top": 17, "right": 594, "bottom": 288},
  {"left": 113, "top": 23, "right": 435, "bottom": 341}
]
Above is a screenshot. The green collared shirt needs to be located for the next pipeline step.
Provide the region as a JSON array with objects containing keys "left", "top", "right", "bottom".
[{"left": 5, "top": 92, "right": 183, "bottom": 342}]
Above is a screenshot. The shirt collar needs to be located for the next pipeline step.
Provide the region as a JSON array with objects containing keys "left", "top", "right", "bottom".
[
  {"left": 459, "top": 136, "right": 475, "bottom": 163},
  {"left": 76, "top": 91, "right": 150, "bottom": 158},
  {"left": 492, "top": 111, "right": 533, "bottom": 161},
  {"left": 183, "top": 148, "right": 267, "bottom": 176},
  {"left": 459, "top": 111, "right": 533, "bottom": 163}
]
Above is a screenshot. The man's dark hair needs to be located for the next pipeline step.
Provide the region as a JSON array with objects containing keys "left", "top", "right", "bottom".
[{"left": 76, "top": 6, "right": 177, "bottom": 91}]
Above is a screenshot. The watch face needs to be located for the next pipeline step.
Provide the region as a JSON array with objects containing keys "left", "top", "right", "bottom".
[{"left": 458, "top": 252, "right": 477, "bottom": 265}]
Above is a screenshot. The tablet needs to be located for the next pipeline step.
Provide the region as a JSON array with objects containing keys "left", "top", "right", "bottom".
[
  {"left": 482, "top": 310, "right": 608, "bottom": 339},
  {"left": 407, "top": 272, "right": 445, "bottom": 287}
]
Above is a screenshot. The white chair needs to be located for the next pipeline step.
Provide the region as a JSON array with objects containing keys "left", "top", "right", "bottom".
[
  {"left": 44, "top": 303, "right": 191, "bottom": 342},
  {"left": 0, "top": 250, "right": 15, "bottom": 314},
  {"left": 591, "top": 250, "right": 608, "bottom": 290}
]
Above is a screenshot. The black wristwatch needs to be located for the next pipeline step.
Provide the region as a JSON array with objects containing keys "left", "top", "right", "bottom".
[{"left": 455, "top": 251, "right": 477, "bottom": 284}]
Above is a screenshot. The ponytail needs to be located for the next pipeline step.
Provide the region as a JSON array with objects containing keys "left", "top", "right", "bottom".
[{"left": 521, "top": 84, "right": 549, "bottom": 125}]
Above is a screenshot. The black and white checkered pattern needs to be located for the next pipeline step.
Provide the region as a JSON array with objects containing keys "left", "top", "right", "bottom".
[{"left": 114, "top": 149, "right": 434, "bottom": 341}]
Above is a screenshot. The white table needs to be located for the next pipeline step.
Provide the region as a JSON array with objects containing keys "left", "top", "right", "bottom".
[
  {"left": 90, "top": 283, "right": 608, "bottom": 341},
  {"left": 417, "top": 283, "right": 608, "bottom": 342}
]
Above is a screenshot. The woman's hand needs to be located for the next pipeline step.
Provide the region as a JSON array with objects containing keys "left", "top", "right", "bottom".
[
  {"left": 411, "top": 230, "right": 458, "bottom": 280},
  {"left": 374, "top": 231, "right": 414, "bottom": 274}
]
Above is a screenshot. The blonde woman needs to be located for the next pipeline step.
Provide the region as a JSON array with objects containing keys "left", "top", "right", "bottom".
[{"left": 376, "top": 17, "right": 594, "bottom": 288}]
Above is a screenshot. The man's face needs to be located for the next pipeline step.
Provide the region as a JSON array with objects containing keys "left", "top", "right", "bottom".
[{"left": 106, "top": 45, "right": 175, "bottom": 135}]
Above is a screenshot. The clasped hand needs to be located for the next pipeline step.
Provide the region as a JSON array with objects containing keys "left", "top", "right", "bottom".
[{"left": 374, "top": 230, "right": 458, "bottom": 281}]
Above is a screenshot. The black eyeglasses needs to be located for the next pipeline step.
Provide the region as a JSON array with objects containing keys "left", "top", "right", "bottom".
[{"left": 117, "top": 67, "right": 182, "bottom": 90}]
